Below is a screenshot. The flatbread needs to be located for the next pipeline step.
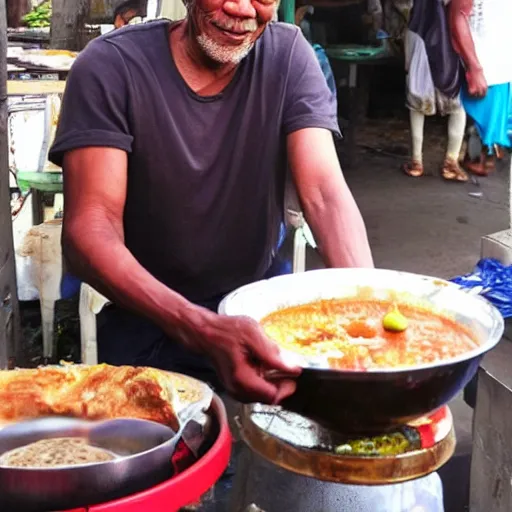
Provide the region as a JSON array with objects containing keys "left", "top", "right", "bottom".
[
  {"left": 0, "top": 438, "right": 115, "bottom": 468},
  {"left": 0, "top": 364, "right": 210, "bottom": 431}
]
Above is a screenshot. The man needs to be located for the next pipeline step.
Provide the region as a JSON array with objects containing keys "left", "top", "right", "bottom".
[
  {"left": 113, "top": 0, "right": 144, "bottom": 29},
  {"left": 450, "top": 0, "right": 512, "bottom": 175},
  {"left": 49, "top": 0, "right": 373, "bottom": 405}
]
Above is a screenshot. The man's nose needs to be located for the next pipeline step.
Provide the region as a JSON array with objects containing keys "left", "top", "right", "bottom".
[{"left": 223, "top": 0, "right": 257, "bottom": 19}]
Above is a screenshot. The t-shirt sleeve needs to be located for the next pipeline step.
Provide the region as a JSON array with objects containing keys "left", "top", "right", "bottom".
[
  {"left": 282, "top": 31, "right": 341, "bottom": 137},
  {"left": 49, "top": 39, "right": 134, "bottom": 167}
]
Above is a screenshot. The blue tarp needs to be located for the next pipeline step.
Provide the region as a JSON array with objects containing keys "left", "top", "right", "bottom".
[{"left": 451, "top": 258, "right": 512, "bottom": 318}]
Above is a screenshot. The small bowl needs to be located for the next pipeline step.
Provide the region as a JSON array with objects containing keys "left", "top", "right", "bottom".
[
  {"left": 0, "top": 417, "right": 179, "bottom": 511},
  {"left": 219, "top": 268, "right": 504, "bottom": 432}
]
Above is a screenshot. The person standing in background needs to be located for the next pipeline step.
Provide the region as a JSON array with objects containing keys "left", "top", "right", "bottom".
[
  {"left": 450, "top": 0, "right": 512, "bottom": 176},
  {"left": 113, "top": 0, "right": 146, "bottom": 28},
  {"left": 402, "top": 0, "right": 468, "bottom": 182}
]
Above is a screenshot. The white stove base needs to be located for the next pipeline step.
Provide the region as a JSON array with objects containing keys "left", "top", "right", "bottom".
[{"left": 230, "top": 442, "right": 444, "bottom": 512}]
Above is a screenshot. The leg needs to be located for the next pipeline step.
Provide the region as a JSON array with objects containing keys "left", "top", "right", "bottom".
[
  {"left": 446, "top": 106, "right": 466, "bottom": 162},
  {"left": 442, "top": 106, "right": 469, "bottom": 182},
  {"left": 465, "top": 144, "right": 496, "bottom": 176},
  {"left": 461, "top": 82, "right": 512, "bottom": 175},
  {"left": 79, "top": 285, "right": 98, "bottom": 365},
  {"left": 403, "top": 110, "right": 425, "bottom": 177}
]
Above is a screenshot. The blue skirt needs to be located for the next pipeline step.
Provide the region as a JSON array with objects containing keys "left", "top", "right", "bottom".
[{"left": 461, "top": 82, "right": 512, "bottom": 149}]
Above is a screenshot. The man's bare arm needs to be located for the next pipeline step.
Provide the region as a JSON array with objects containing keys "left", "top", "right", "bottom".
[
  {"left": 62, "top": 147, "right": 208, "bottom": 342},
  {"left": 449, "top": 0, "right": 487, "bottom": 96},
  {"left": 62, "top": 147, "right": 299, "bottom": 402},
  {"left": 287, "top": 128, "right": 374, "bottom": 268}
]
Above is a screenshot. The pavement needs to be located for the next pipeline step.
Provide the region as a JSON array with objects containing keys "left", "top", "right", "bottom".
[{"left": 207, "top": 118, "right": 510, "bottom": 512}]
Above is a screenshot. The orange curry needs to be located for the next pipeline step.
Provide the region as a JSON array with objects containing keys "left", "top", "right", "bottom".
[{"left": 260, "top": 299, "right": 479, "bottom": 370}]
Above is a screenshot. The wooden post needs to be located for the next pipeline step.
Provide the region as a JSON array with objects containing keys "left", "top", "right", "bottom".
[
  {"left": 0, "top": 0, "right": 22, "bottom": 369},
  {"left": 6, "top": 0, "right": 31, "bottom": 28},
  {"left": 50, "top": 0, "right": 91, "bottom": 50}
]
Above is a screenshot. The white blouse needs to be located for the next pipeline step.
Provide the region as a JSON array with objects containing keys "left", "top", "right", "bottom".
[{"left": 467, "top": 0, "right": 512, "bottom": 86}]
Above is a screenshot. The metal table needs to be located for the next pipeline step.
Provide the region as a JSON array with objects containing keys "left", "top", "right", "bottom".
[{"left": 325, "top": 45, "right": 396, "bottom": 168}]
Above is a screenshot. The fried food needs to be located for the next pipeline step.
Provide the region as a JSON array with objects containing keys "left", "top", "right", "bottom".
[{"left": 0, "top": 364, "right": 204, "bottom": 431}]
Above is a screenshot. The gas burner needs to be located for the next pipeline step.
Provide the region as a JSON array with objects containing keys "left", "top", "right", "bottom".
[{"left": 238, "top": 404, "right": 455, "bottom": 485}]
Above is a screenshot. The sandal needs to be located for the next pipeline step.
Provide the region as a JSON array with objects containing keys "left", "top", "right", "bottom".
[
  {"left": 484, "top": 154, "right": 496, "bottom": 171},
  {"left": 482, "top": 147, "right": 497, "bottom": 171},
  {"left": 442, "top": 158, "right": 469, "bottom": 182},
  {"left": 464, "top": 153, "right": 492, "bottom": 176},
  {"left": 402, "top": 160, "right": 424, "bottom": 178}
]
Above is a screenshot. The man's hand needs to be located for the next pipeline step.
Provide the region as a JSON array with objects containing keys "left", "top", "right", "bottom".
[
  {"left": 466, "top": 66, "right": 488, "bottom": 97},
  {"left": 187, "top": 314, "right": 301, "bottom": 404}
]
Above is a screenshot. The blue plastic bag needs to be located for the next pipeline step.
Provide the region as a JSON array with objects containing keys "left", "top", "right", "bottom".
[{"left": 451, "top": 258, "right": 512, "bottom": 318}]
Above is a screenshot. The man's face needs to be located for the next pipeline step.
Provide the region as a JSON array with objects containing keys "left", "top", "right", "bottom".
[{"left": 187, "top": 0, "right": 278, "bottom": 64}]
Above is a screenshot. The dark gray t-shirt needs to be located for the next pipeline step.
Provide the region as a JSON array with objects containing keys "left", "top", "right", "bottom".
[{"left": 49, "top": 20, "right": 340, "bottom": 302}]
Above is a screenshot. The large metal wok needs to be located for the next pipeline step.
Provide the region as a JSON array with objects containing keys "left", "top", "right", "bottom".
[{"left": 219, "top": 268, "right": 504, "bottom": 432}]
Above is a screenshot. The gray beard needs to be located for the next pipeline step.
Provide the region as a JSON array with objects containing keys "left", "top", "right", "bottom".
[{"left": 196, "top": 33, "right": 254, "bottom": 64}]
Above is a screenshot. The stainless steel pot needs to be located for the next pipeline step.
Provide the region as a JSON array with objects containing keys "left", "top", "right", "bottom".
[
  {"left": 219, "top": 268, "right": 504, "bottom": 432},
  {"left": 0, "top": 417, "right": 180, "bottom": 511}
]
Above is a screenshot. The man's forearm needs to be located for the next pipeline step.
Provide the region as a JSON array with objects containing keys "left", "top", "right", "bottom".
[
  {"left": 302, "top": 189, "right": 374, "bottom": 269},
  {"left": 63, "top": 214, "right": 213, "bottom": 347}
]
